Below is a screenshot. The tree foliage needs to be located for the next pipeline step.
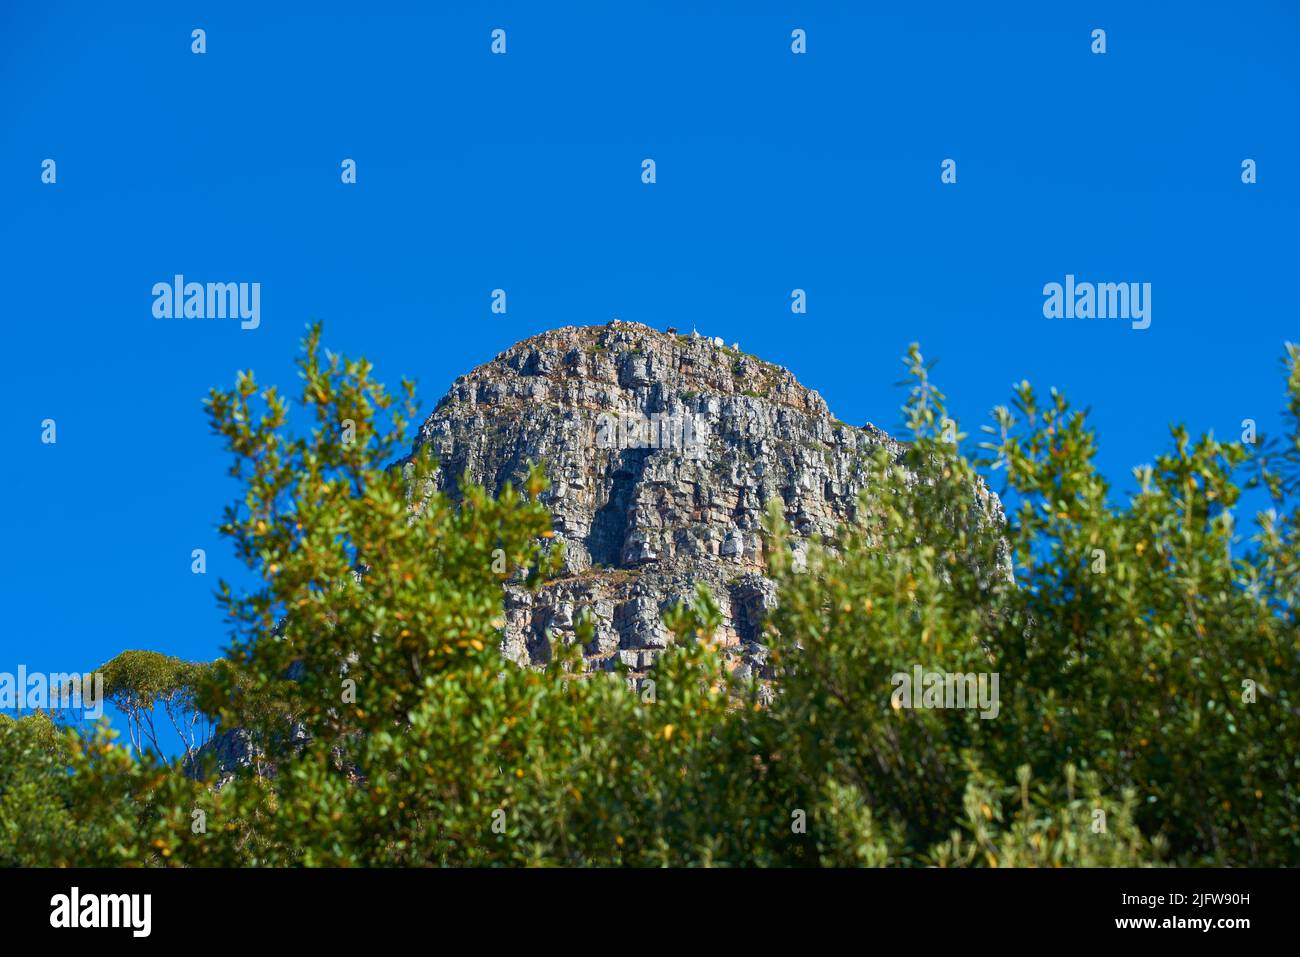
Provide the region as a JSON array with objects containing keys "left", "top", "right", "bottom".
[
  {"left": 3, "top": 329, "right": 1296, "bottom": 866},
  {"left": 97, "top": 651, "right": 214, "bottom": 766}
]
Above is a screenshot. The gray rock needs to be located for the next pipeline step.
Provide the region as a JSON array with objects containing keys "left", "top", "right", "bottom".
[{"left": 401, "top": 320, "right": 929, "bottom": 678}]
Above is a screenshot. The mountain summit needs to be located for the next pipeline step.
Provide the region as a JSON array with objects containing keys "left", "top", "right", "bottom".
[{"left": 403, "top": 320, "right": 911, "bottom": 681}]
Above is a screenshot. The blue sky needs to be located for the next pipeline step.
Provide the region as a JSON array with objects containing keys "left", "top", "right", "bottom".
[{"left": 2, "top": 1, "right": 1297, "bottom": 735}]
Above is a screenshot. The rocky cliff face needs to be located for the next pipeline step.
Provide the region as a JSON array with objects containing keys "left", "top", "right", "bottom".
[{"left": 402, "top": 320, "right": 911, "bottom": 684}]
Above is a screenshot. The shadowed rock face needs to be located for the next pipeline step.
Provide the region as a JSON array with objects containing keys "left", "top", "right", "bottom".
[{"left": 403, "top": 320, "right": 912, "bottom": 680}]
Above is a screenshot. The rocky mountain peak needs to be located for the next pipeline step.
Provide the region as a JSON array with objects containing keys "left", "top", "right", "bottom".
[{"left": 407, "top": 320, "right": 909, "bottom": 680}]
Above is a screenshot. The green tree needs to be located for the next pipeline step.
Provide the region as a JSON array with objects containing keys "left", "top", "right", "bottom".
[
  {"left": 763, "top": 343, "right": 1299, "bottom": 866},
  {"left": 98, "top": 650, "right": 214, "bottom": 766},
  {"left": 0, "top": 712, "right": 163, "bottom": 867},
  {"left": 147, "top": 325, "right": 783, "bottom": 866}
]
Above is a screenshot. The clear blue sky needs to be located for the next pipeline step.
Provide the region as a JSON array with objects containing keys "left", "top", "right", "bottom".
[{"left": 2, "top": 2, "right": 1297, "bottom": 729}]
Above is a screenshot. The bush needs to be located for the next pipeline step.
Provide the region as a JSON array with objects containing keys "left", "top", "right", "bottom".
[{"left": 763, "top": 344, "right": 1299, "bottom": 865}]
